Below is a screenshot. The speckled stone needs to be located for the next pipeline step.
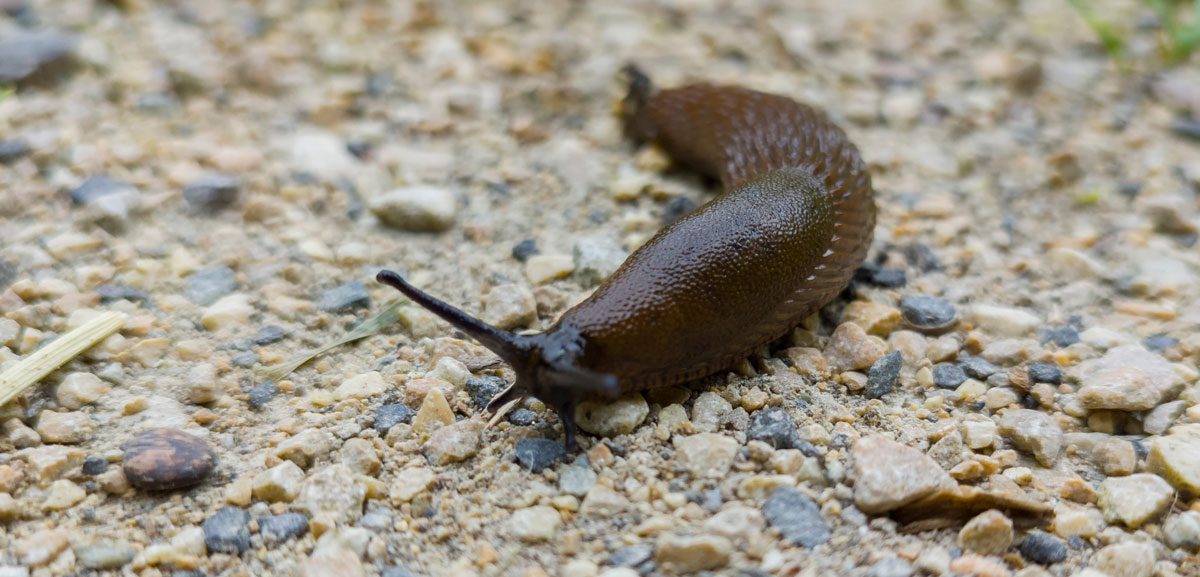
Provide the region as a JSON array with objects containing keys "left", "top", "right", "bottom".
[
  {"left": 851, "top": 435, "right": 950, "bottom": 513},
  {"left": 203, "top": 507, "right": 251, "bottom": 553},
  {"left": 122, "top": 428, "right": 216, "bottom": 491},
  {"left": 515, "top": 438, "right": 566, "bottom": 473},
  {"left": 762, "top": 487, "right": 830, "bottom": 547}
]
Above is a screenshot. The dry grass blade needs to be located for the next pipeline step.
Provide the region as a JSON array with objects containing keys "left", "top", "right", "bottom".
[
  {"left": 255, "top": 300, "right": 405, "bottom": 382},
  {"left": 0, "top": 310, "right": 127, "bottom": 407}
]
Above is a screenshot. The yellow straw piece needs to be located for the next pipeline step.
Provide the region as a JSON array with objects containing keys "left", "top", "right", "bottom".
[{"left": 0, "top": 310, "right": 126, "bottom": 407}]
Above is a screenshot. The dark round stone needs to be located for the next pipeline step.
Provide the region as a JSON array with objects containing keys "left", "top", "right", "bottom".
[
  {"left": 854, "top": 264, "right": 907, "bottom": 288},
  {"left": 763, "top": 487, "right": 830, "bottom": 547},
  {"left": 865, "top": 352, "right": 903, "bottom": 399},
  {"left": 81, "top": 455, "right": 109, "bottom": 475},
  {"left": 511, "top": 239, "right": 539, "bottom": 261},
  {"left": 122, "top": 428, "right": 216, "bottom": 491},
  {"left": 374, "top": 403, "right": 416, "bottom": 434},
  {"left": 203, "top": 506, "right": 251, "bottom": 553},
  {"left": 959, "top": 356, "right": 998, "bottom": 379},
  {"left": 1020, "top": 532, "right": 1067, "bottom": 564},
  {"left": 899, "top": 295, "right": 957, "bottom": 333},
  {"left": 747, "top": 407, "right": 797, "bottom": 449},
  {"left": 1027, "top": 362, "right": 1063, "bottom": 384},
  {"left": 258, "top": 513, "right": 309, "bottom": 544},
  {"left": 252, "top": 325, "right": 288, "bottom": 345},
  {"left": 316, "top": 281, "right": 370, "bottom": 313},
  {"left": 183, "top": 173, "right": 241, "bottom": 212},
  {"left": 514, "top": 438, "right": 565, "bottom": 473},
  {"left": 933, "top": 363, "right": 967, "bottom": 389},
  {"left": 903, "top": 243, "right": 942, "bottom": 272},
  {"left": 0, "top": 138, "right": 31, "bottom": 164}
]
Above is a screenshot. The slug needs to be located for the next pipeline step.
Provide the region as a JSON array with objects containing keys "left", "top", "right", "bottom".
[{"left": 377, "top": 65, "right": 876, "bottom": 448}]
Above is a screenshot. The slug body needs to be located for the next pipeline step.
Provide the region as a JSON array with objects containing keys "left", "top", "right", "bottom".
[{"left": 377, "top": 67, "right": 875, "bottom": 447}]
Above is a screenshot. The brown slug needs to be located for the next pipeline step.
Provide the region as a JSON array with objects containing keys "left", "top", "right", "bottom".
[{"left": 377, "top": 65, "right": 876, "bottom": 448}]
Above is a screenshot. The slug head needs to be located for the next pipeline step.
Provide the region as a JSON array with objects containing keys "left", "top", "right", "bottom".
[{"left": 376, "top": 270, "right": 620, "bottom": 448}]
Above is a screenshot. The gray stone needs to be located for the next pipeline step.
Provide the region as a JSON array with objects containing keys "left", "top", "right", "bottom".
[
  {"left": 747, "top": 407, "right": 797, "bottom": 449},
  {"left": 899, "top": 295, "right": 957, "bottom": 332},
  {"left": 259, "top": 513, "right": 309, "bottom": 544},
  {"left": 186, "top": 266, "right": 238, "bottom": 306},
  {"left": 203, "top": 506, "right": 251, "bottom": 553},
  {"left": 1019, "top": 532, "right": 1067, "bottom": 564},
  {"left": 763, "top": 487, "right": 830, "bottom": 547},
  {"left": 865, "top": 351, "right": 903, "bottom": 399},
  {"left": 933, "top": 363, "right": 967, "bottom": 389},
  {"left": 559, "top": 461, "right": 597, "bottom": 496},
  {"left": 374, "top": 403, "right": 416, "bottom": 434},
  {"left": 0, "top": 30, "right": 77, "bottom": 84},
  {"left": 572, "top": 236, "right": 627, "bottom": 287},
  {"left": 514, "top": 438, "right": 565, "bottom": 473},
  {"left": 75, "top": 542, "right": 135, "bottom": 569},
  {"left": 997, "top": 409, "right": 1063, "bottom": 467},
  {"left": 183, "top": 173, "right": 241, "bottom": 212},
  {"left": 317, "top": 281, "right": 370, "bottom": 313}
]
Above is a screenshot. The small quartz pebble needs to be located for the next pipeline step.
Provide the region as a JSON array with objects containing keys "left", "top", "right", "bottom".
[
  {"left": 1163, "top": 511, "right": 1200, "bottom": 551},
  {"left": 825, "top": 322, "right": 887, "bottom": 372},
  {"left": 762, "top": 486, "right": 830, "bottom": 547},
  {"left": 482, "top": 283, "right": 537, "bottom": 329},
  {"left": 654, "top": 533, "right": 732, "bottom": 573},
  {"left": 369, "top": 185, "right": 458, "bottom": 232},
  {"left": 674, "top": 433, "right": 739, "bottom": 478},
  {"left": 851, "top": 435, "right": 950, "bottom": 513},
  {"left": 1077, "top": 367, "right": 1161, "bottom": 411},
  {"left": 510, "top": 506, "right": 561, "bottom": 543},
  {"left": 1098, "top": 473, "right": 1173, "bottom": 528},
  {"left": 1147, "top": 431, "right": 1200, "bottom": 494},
  {"left": 996, "top": 409, "right": 1062, "bottom": 467},
  {"left": 899, "top": 295, "right": 957, "bottom": 333},
  {"left": 842, "top": 300, "right": 902, "bottom": 336},
  {"left": 1090, "top": 541, "right": 1155, "bottom": 577},
  {"left": 967, "top": 305, "right": 1041, "bottom": 337},
  {"left": 36, "top": 410, "right": 94, "bottom": 444},
  {"left": 573, "top": 236, "right": 627, "bottom": 287},
  {"left": 424, "top": 420, "right": 483, "bottom": 465},
  {"left": 16, "top": 528, "right": 69, "bottom": 566},
  {"left": 575, "top": 393, "right": 649, "bottom": 436},
  {"left": 75, "top": 541, "right": 136, "bottom": 570},
  {"left": 958, "top": 509, "right": 1013, "bottom": 555},
  {"left": 525, "top": 254, "right": 576, "bottom": 284},
  {"left": 122, "top": 428, "right": 216, "bottom": 491},
  {"left": 252, "top": 460, "right": 304, "bottom": 502}
]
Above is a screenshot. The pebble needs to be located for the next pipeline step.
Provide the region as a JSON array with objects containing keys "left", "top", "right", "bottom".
[
  {"left": 1092, "top": 437, "right": 1135, "bottom": 476},
  {"left": 204, "top": 506, "right": 251, "bottom": 554},
  {"left": 0, "top": 138, "right": 31, "bottom": 163},
  {"left": 374, "top": 403, "right": 416, "bottom": 434},
  {"left": 762, "top": 487, "right": 830, "bottom": 547},
  {"left": 1072, "top": 346, "right": 1182, "bottom": 405},
  {"left": 575, "top": 393, "right": 648, "bottom": 436},
  {"left": 958, "top": 509, "right": 1013, "bottom": 555},
  {"left": 202, "top": 294, "right": 254, "bottom": 331},
  {"left": 870, "top": 557, "right": 913, "bottom": 577},
  {"left": 511, "top": 239, "right": 539, "bottom": 261},
  {"left": 304, "top": 545, "right": 365, "bottom": 577},
  {"left": 854, "top": 264, "right": 907, "bottom": 288},
  {"left": 464, "top": 376, "right": 506, "bottom": 409},
  {"left": 609, "top": 544, "right": 653, "bottom": 567},
  {"left": 559, "top": 460, "right": 597, "bottom": 496},
  {"left": 948, "top": 554, "right": 1009, "bottom": 577},
  {"left": 1143, "top": 400, "right": 1187, "bottom": 435},
  {"left": 424, "top": 420, "right": 483, "bottom": 465},
  {"left": 967, "top": 304, "right": 1041, "bottom": 336},
  {"left": 1007, "top": 536, "right": 1064, "bottom": 571},
  {"left": 525, "top": 254, "right": 576, "bottom": 284},
  {"left": 369, "top": 185, "right": 457, "bottom": 232},
  {"left": 851, "top": 435, "right": 949, "bottom": 513},
  {"left": 42, "top": 479, "right": 85, "bottom": 510},
  {"left": 334, "top": 371, "right": 387, "bottom": 401},
  {"left": 259, "top": 513, "right": 310, "bottom": 544},
  {"left": 843, "top": 300, "right": 902, "bottom": 336},
  {"left": 1147, "top": 432, "right": 1200, "bottom": 494},
  {"left": 411, "top": 388, "right": 455, "bottom": 434},
  {"left": 183, "top": 173, "right": 241, "bottom": 212},
  {"left": 996, "top": 409, "right": 1063, "bottom": 467},
  {"left": 933, "top": 363, "right": 968, "bottom": 389},
  {"left": 248, "top": 381, "right": 278, "bottom": 408},
  {"left": 185, "top": 266, "right": 237, "bottom": 306},
  {"left": 1098, "top": 473, "right": 1173, "bottom": 528},
  {"left": 82, "top": 455, "right": 108, "bottom": 475},
  {"left": 16, "top": 528, "right": 68, "bottom": 566},
  {"left": 252, "top": 460, "right": 304, "bottom": 502},
  {"left": 747, "top": 407, "right": 798, "bottom": 449},
  {"left": 959, "top": 357, "right": 999, "bottom": 379},
  {"left": 1163, "top": 511, "right": 1200, "bottom": 551},
  {"left": 253, "top": 325, "right": 288, "bottom": 345},
  {"left": 317, "top": 281, "right": 370, "bottom": 313},
  {"left": 35, "top": 410, "right": 94, "bottom": 444},
  {"left": 960, "top": 417, "right": 997, "bottom": 450},
  {"left": 865, "top": 351, "right": 902, "bottom": 399},
  {"left": 510, "top": 506, "right": 561, "bottom": 542},
  {"left": 1039, "top": 325, "right": 1080, "bottom": 347},
  {"left": 654, "top": 533, "right": 732, "bottom": 573},
  {"left": 515, "top": 438, "right": 565, "bottom": 473},
  {"left": 691, "top": 391, "right": 732, "bottom": 433},
  {"left": 899, "top": 295, "right": 957, "bottom": 333},
  {"left": 482, "top": 283, "right": 537, "bottom": 329},
  {"left": 674, "top": 433, "right": 738, "bottom": 478},
  {"left": 70, "top": 175, "right": 140, "bottom": 230},
  {"left": 122, "top": 428, "right": 216, "bottom": 491},
  {"left": 75, "top": 541, "right": 135, "bottom": 569},
  {"left": 507, "top": 408, "right": 536, "bottom": 425},
  {"left": 1090, "top": 541, "right": 1155, "bottom": 577},
  {"left": 825, "top": 322, "right": 887, "bottom": 372},
  {"left": 390, "top": 467, "right": 435, "bottom": 502},
  {"left": 1078, "top": 367, "right": 1161, "bottom": 411},
  {"left": 0, "top": 30, "right": 76, "bottom": 84},
  {"left": 23, "top": 445, "right": 84, "bottom": 482},
  {"left": 1026, "top": 362, "right": 1062, "bottom": 384},
  {"left": 297, "top": 464, "right": 365, "bottom": 524},
  {"left": 573, "top": 236, "right": 627, "bottom": 287}
]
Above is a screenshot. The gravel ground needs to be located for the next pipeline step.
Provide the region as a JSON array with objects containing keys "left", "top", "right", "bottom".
[{"left": 2, "top": 1, "right": 1200, "bottom": 576}]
